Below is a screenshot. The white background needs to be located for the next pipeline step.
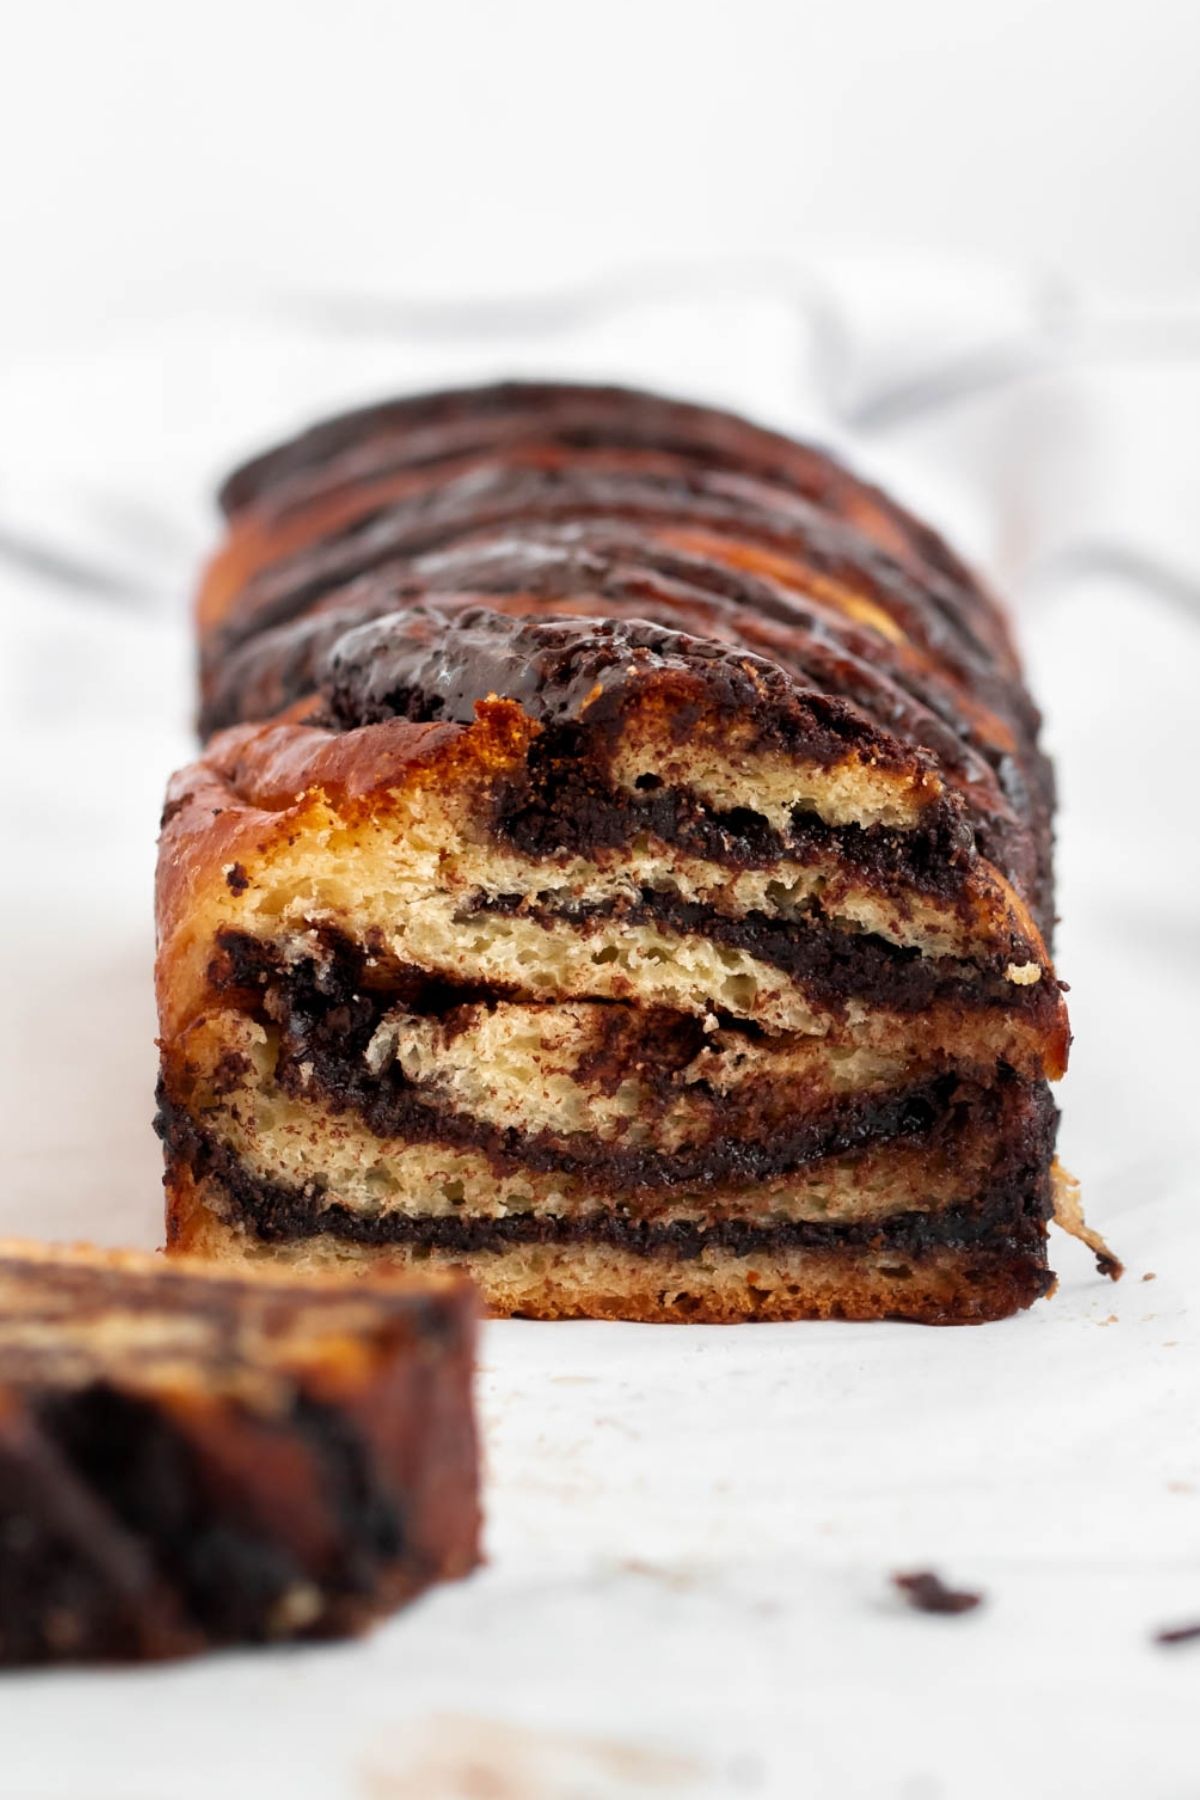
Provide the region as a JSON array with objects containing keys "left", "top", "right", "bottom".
[
  {"left": 3, "top": 0, "right": 1200, "bottom": 356},
  {"left": 1, "top": 6, "right": 1199, "bottom": 1798}
]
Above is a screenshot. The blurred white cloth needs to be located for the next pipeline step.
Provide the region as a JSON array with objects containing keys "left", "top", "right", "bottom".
[{"left": 0, "top": 261, "right": 1196, "bottom": 1800}]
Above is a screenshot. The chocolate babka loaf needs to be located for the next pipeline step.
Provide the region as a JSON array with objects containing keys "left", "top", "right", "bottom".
[
  {"left": 0, "top": 1240, "right": 478, "bottom": 1663},
  {"left": 157, "top": 380, "right": 1104, "bottom": 1323}
]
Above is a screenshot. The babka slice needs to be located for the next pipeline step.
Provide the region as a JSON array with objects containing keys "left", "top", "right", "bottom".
[
  {"left": 157, "top": 380, "right": 1104, "bottom": 1323},
  {"left": 0, "top": 1239, "right": 478, "bottom": 1663}
]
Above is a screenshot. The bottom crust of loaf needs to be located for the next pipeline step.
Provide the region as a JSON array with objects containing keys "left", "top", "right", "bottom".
[{"left": 169, "top": 1174, "right": 1053, "bottom": 1326}]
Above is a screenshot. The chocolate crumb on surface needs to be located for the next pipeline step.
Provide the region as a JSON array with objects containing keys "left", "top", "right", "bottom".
[
  {"left": 223, "top": 861, "right": 250, "bottom": 894},
  {"left": 1153, "top": 1621, "right": 1200, "bottom": 1647},
  {"left": 893, "top": 1570, "right": 984, "bottom": 1615}
]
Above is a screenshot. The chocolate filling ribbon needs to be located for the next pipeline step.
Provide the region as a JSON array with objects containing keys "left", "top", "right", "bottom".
[
  {"left": 157, "top": 1080, "right": 1054, "bottom": 1272},
  {"left": 205, "top": 929, "right": 1051, "bottom": 1190}
]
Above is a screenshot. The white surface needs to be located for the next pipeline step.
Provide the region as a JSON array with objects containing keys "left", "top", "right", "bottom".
[
  {"left": 1, "top": 267, "right": 1198, "bottom": 1798},
  {"left": 4, "top": 0, "right": 1200, "bottom": 360}
]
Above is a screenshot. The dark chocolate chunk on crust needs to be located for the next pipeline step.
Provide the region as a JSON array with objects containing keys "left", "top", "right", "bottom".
[{"left": 893, "top": 1570, "right": 985, "bottom": 1615}]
